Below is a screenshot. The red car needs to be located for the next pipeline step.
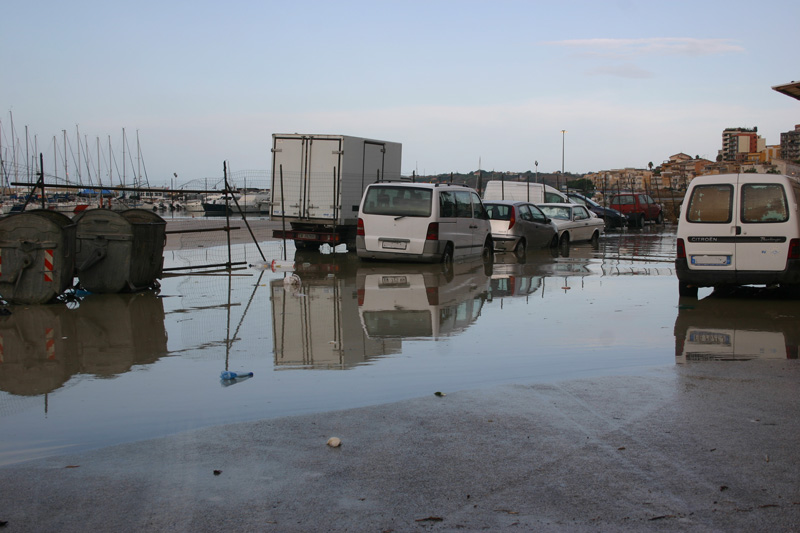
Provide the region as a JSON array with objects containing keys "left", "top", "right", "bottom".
[{"left": 608, "top": 193, "right": 663, "bottom": 228}]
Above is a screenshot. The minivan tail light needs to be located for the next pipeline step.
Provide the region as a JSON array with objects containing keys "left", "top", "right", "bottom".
[
  {"left": 676, "top": 238, "right": 686, "bottom": 259},
  {"left": 426, "top": 222, "right": 439, "bottom": 241},
  {"left": 508, "top": 208, "right": 516, "bottom": 230},
  {"left": 357, "top": 218, "right": 365, "bottom": 236},
  {"left": 788, "top": 238, "right": 800, "bottom": 260}
]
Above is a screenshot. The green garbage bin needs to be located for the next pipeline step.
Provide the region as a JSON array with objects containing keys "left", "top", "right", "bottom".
[
  {"left": 0, "top": 210, "right": 77, "bottom": 304},
  {"left": 74, "top": 208, "right": 166, "bottom": 293}
]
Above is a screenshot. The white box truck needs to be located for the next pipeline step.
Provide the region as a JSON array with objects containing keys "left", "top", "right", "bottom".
[
  {"left": 482, "top": 180, "right": 568, "bottom": 204},
  {"left": 270, "top": 134, "right": 402, "bottom": 251}
]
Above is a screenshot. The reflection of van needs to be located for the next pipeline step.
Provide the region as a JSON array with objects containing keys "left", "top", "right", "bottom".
[
  {"left": 676, "top": 173, "right": 800, "bottom": 297},
  {"left": 674, "top": 292, "right": 800, "bottom": 362},
  {"left": 356, "top": 182, "right": 492, "bottom": 263},
  {"left": 356, "top": 260, "right": 489, "bottom": 339},
  {"left": 482, "top": 181, "right": 568, "bottom": 203}
]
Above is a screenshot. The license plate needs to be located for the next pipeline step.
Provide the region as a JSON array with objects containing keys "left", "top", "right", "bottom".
[
  {"left": 689, "top": 330, "right": 732, "bottom": 346},
  {"left": 691, "top": 255, "right": 731, "bottom": 266},
  {"left": 382, "top": 241, "right": 407, "bottom": 250},
  {"left": 380, "top": 275, "right": 408, "bottom": 286},
  {"left": 296, "top": 233, "right": 316, "bottom": 240}
]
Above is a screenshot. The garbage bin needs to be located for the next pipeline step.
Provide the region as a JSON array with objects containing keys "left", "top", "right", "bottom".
[
  {"left": 0, "top": 210, "right": 77, "bottom": 304},
  {"left": 73, "top": 208, "right": 166, "bottom": 293}
]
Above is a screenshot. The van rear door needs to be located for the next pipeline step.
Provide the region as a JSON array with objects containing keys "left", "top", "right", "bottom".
[
  {"left": 736, "top": 176, "right": 792, "bottom": 272},
  {"left": 682, "top": 180, "right": 738, "bottom": 272}
]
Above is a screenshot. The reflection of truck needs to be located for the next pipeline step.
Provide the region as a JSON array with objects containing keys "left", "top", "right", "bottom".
[
  {"left": 270, "top": 134, "right": 402, "bottom": 251},
  {"left": 270, "top": 254, "right": 400, "bottom": 369}
]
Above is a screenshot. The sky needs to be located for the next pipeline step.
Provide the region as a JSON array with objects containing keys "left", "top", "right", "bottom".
[{"left": 2, "top": 0, "right": 799, "bottom": 187}]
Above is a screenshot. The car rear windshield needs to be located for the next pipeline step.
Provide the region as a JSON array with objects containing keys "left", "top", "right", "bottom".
[
  {"left": 362, "top": 186, "right": 432, "bottom": 217},
  {"left": 485, "top": 204, "right": 511, "bottom": 221},
  {"left": 686, "top": 184, "right": 733, "bottom": 223}
]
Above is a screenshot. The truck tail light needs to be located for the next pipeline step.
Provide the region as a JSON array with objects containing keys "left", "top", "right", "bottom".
[
  {"left": 357, "top": 218, "right": 365, "bottom": 236},
  {"left": 508, "top": 208, "right": 516, "bottom": 230},
  {"left": 676, "top": 238, "right": 686, "bottom": 259},
  {"left": 426, "top": 222, "right": 439, "bottom": 241},
  {"left": 788, "top": 238, "right": 800, "bottom": 260}
]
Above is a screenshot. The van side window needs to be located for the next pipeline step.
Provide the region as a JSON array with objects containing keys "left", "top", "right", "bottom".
[
  {"left": 471, "top": 192, "right": 489, "bottom": 219},
  {"left": 454, "top": 191, "right": 472, "bottom": 218},
  {"left": 544, "top": 192, "right": 562, "bottom": 203},
  {"left": 741, "top": 184, "right": 788, "bottom": 223},
  {"left": 686, "top": 185, "right": 733, "bottom": 223},
  {"left": 439, "top": 191, "right": 456, "bottom": 218}
]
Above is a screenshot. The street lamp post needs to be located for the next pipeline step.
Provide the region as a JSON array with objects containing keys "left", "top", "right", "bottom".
[
  {"left": 561, "top": 130, "right": 567, "bottom": 191},
  {"left": 535, "top": 160, "right": 539, "bottom": 183}
]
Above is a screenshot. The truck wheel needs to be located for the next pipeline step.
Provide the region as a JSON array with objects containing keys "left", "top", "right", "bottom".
[
  {"left": 294, "top": 240, "right": 318, "bottom": 252},
  {"left": 678, "top": 282, "right": 698, "bottom": 298}
]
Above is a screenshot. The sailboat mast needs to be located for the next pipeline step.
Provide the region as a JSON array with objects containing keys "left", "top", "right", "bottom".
[{"left": 122, "top": 128, "right": 126, "bottom": 189}]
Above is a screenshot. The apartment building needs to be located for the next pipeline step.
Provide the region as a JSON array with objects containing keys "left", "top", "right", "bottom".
[
  {"left": 780, "top": 125, "right": 800, "bottom": 163},
  {"left": 719, "top": 127, "right": 766, "bottom": 162}
]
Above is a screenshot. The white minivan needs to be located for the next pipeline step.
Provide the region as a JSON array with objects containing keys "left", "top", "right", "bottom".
[
  {"left": 356, "top": 182, "right": 492, "bottom": 263},
  {"left": 676, "top": 173, "right": 800, "bottom": 297}
]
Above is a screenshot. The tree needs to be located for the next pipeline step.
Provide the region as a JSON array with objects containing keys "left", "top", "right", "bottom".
[{"left": 566, "top": 178, "right": 595, "bottom": 193}]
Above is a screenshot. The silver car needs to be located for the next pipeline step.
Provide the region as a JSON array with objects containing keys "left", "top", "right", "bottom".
[
  {"left": 537, "top": 203, "right": 605, "bottom": 246},
  {"left": 484, "top": 201, "right": 558, "bottom": 258}
]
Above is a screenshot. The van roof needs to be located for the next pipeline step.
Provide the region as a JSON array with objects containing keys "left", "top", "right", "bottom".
[{"left": 367, "top": 182, "right": 476, "bottom": 190}]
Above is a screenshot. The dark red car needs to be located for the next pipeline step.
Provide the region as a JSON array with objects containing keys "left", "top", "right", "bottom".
[{"left": 608, "top": 193, "right": 663, "bottom": 228}]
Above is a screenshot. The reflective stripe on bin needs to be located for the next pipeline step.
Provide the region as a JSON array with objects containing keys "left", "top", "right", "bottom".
[
  {"left": 44, "top": 249, "right": 54, "bottom": 282},
  {"left": 46, "top": 328, "right": 55, "bottom": 360}
]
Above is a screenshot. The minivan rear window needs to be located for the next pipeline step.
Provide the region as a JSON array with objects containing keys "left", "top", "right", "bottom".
[
  {"left": 362, "top": 186, "right": 432, "bottom": 217},
  {"left": 686, "top": 184, "right": 733, "bottom": 223},
  {"left": 741, "top": 184, "right": 788, "bottom": 223}
]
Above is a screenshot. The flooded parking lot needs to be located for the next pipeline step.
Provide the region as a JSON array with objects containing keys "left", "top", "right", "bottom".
[{"left": 1, "top": 222, "right": 797, "bottom": 465}]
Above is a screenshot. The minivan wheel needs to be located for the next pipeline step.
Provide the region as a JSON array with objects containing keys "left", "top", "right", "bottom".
[
  {"left": 482, "top": 237, "right": 493, "bottom": 263},
  {"left": 678, "top": 281, "right": 698, "bottom": 298},
  {"left": 441, "top": 244, "right": 454, "bottom": 265}
]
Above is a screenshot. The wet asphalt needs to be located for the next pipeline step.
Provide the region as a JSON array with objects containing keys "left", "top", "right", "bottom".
[{"left": 1, "top": 359, "right": 798, "bottom": 532}]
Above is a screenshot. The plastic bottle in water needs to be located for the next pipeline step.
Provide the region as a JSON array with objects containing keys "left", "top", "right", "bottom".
[{"left": 220, "top": 371, "right": 254, "bottom": 380}]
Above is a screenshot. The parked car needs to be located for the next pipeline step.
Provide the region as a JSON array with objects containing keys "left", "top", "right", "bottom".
[
  {"left": 608, "top": 193, "right": 663, "bottom": 228},
  {"left": 675, "top": 173, "right": 800, "bottom": 297},
  {"left": 566, "top": 192, "right": 627, "bottom": 228},
  {"left": 356, "top": 182, "right": 493, "bottom": 263},
  {"left": 483, "top": 200, "right": 558, "bottom": 258},
  {"left": 537, "top": 203, "right": 605, "bottom": 246}
]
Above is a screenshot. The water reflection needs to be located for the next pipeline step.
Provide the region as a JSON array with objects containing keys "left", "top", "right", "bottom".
[
  {"left": 357, "top": 260, "right": 489, "bottom": 339},
  {"left": 0, "top": 292, "right": 168, "bottom": 396},
  {"left": 674, "top": 288, "right": 800, "bottom": 362}
]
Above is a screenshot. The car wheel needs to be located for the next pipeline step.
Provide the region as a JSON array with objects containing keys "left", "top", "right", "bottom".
[
  {"left": 590, "top": 230, "right": 600, "bottom": 246},
  {"left": 559, "top": 232, "right": 570, "bottom": 248},
  {"left": 549, "top": 234, "right": 559, "bottom": 248},
  {"left": 656, "top": 212, "right": 664, "bottom": 224},
  {"left": 513, "top": 239, "right": 526, "bottom": 260},
  {"left": 635, "top": 214, "right": 645, "bottom": 228},
  {"left": 678, "top": 281, "right": 698, "bottom": 298}
]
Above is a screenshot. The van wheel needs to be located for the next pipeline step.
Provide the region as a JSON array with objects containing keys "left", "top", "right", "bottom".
[
  {"left": 513, "top": 239, "right": 526, "bottom": 260},
  {"left": 482, "top": 237, "right": 494, "bottom": 263},
  {"left": 441, "top": 244, "right": 454, "bottom": 265},
  {"left": 678, "top": 282, "right": 698, "bottom": 298},
  {"left": 590, "top": 231, "right": 600, "bottom": 246}
]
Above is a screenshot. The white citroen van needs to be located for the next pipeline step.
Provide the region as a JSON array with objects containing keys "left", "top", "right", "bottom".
[
  {"left": 676, "top": 173, "right": 800, "bottom": 297},
  {"left": 356, "top": 182, "right": 492, "bottom": 263}
]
